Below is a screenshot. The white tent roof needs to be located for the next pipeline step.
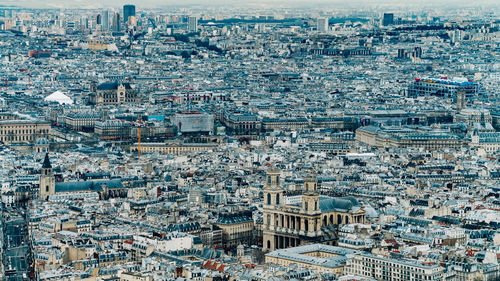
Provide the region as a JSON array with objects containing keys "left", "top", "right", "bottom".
[{"left": 45, "top": 91, "right": 73, "bottom": 105}]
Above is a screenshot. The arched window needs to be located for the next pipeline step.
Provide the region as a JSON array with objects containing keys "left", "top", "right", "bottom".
[
  {"left": 267, "top": 193, "right": 271, "bottom": 205},
  {"left": 345, "top": 216, "right": 349, "bottom": 224},
  {"left": 337, "top": 214, "right": 342, "bottom": 224},
  {"left": 267, "top": 240, "right": 271, "bottom": 249},
  {"left": 323, "top": 216, "right": 327, "bottom": 226},
  {"left": 330, "top": 215, "right": 334, "bottom": 224},
  {"left": 45, "top": 185, "right": 49, "bottom": 192},
  {"left": 276, "top": 193, "right": 280, "bottom": 205}
]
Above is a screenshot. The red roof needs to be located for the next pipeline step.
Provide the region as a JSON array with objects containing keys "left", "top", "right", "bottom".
[{"left": 217, "top": 264, "right": 224, "bottom": 272}]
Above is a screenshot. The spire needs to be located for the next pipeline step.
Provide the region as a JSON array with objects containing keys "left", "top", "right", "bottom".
[{"left": 42, "top": 153, "right": 52, "bottom": 169}]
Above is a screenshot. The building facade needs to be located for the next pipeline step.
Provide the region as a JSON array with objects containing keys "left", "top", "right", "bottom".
[
  {"left": 89, "top": 82, "right": 138, "bottom": 106},
  {"left": 215, "top": 211, "right": 254, "bottom": 249},
  {"left": 262, "top": 168, "right": 366, "bottom": 252},
  {"left": 408, "top": 77, "right": 478, "bottom": 99},
  {"left": 65, "top": 112, "right": 101, "bottom": 131},
  {"left": 94, "top": 120, "right": 133, "bottom": 140},
  {"left": 345, "top": 253, "right": 444, "bottom": 281},
  {"left": 129, "top": 142, "right": 218, "bottom": 155},
  {"left": 0, "top": 119, "right": 51, "bottom": 144}
]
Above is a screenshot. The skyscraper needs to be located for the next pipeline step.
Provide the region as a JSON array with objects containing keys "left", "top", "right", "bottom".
[
  {"left": 188, "top": 16, "right": 198, "bottom": 32},
  {"left": 123, "top": 5, "right": 136, "bottom": 23},
  {"left": 382, "top": 13, "right": 394, "bottom": 26},
  {"left": 112, "top": 12, "right": 121, "bottom": 32},
  {"left": 316, "top": 18, "right": 328, "bottom": 33},
  {"left": 102, "top": 10, "right": 109, "bottom": 30},
  {"left": 96, "top": 14, "right": 102, "bottom": 25}
]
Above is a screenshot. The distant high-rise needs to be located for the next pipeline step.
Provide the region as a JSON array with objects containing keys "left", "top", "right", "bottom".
[
  {"left": 397, "top": 49, "right": 407, "bottom": 58},
  {"left": 112, "top": 12, "right": 121, "bottom": 31},
  {"left": 188, "top": 16, "right": 198, "bottom": 32},
  {"left": 317, "top": 17, "right": 328, "bottom": 33},
  {"left": 102, "top": 10, "right": 109, "bottom": 30},
  {"left": 412, "top": 46, "right": 422, "bottom": 58},
  {"left": 123, "top": 5, "right": 136, "bottom": 23},
  {"left": 382, "top": 13, "right": 394, "bottom": 26},
  {"left": 96, "top": 14, "right": 102, "bottom": 25}
]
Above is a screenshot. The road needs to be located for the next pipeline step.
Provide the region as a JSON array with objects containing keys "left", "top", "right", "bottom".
[{"left": 2, "top": 204, "right": 35, "bottom": 281}]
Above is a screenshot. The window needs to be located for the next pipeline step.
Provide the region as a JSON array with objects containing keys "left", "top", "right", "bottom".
[
  {"left": 267, "top": 193, "right": 271, "bottom": 205},
  {"left": 276, "top": 193, "right": 280, "bottom": 205},
  {"left": 45, "top": 185, "right": 49, "bottom": 192}
]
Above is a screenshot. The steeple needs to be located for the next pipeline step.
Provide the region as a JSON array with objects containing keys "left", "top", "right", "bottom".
[
  {"left": 40, "top": 153, "right": 55, "bottom": 200},
  {"left": 42, "top": 153, "right": 52, "bottom": 169}
]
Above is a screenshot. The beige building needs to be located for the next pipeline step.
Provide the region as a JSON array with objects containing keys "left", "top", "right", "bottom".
[
  {"left": 0, "top": 119, "right": 50, "bottom": 144},
  {"left": 356, "top": 126, "right": 463, "bottom": 150},
  {"left": 262, "top": 168, "right": 366, "bottom": 252},
  {"left": 265, "top": 244, "right": 356, "bottom": 275},
  {"left": 215, "top": 211, "right": 254, "bottom": 249},
  {"left": 65, "top": 112, "right": 100, "bottom": 131},
  {"left": 470, "top": 131, "right": 500, "bottom": 155},
  {"left": 345, "top": 252, "right": 444, "bottom": 281},
  {"left": 130, "top": 142, "right": 217, "bottom": 155},
  {"left": 120, "top": 272, "right": 153, "bottom": 281}
]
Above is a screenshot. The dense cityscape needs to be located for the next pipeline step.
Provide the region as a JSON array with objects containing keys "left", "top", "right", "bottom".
[{"left": 0, "top": 1, "right": 499, "bottom": 280}]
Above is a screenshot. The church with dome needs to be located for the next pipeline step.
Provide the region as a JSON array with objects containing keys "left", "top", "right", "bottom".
[{"left": 262, "top": 168, "right": 366, "bottom": 252}]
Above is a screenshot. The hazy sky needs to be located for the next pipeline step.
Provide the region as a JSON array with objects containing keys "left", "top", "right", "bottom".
[{"left": 2, "top": 0, "right": 499, "bottom": 9}]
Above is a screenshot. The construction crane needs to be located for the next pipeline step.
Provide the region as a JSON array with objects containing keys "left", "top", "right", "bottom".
[{"left": 138, "top": 126, "right": 141, "bottom": 157}]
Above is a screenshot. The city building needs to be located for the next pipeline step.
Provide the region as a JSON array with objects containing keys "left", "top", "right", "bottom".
[
  {"left": 188, "top": 16, "right": 198, "bottom": 32},
  {"left": 382, "top": 13, "right": 394, "bottom": 26},
  {"left": 0, "top": 118, "right": 51, "bottom": 144},
  {"left": 345, "top": 253, "right": 444, "bottom": 281},
  {"left": 130, "top": 142, "right": 218, "bottom": 155},
  {"left": 89, "top": 81, "right": 138, "bottom": 106},
  {"left": 266, "top": 244, "right": 356, "bottom": 275},
  {"left": 408, "top": 77, "right": 478, "bottom": 99},
  {"left": 215, "top": 211, "right": 254, "bottom": 249},
  {"left": 123, "top": 5, "right": 136, "bottom": 23},
  {"left": 171, "top": 112, "right": 214, "bottom": 135},
  {"left": 317, "top": 18, "right": 328, "bottom": 33},
  {"left": 262, "top": 168, "right": 366, "bottom": 252},
  {"left": 102, "top": 10, "right": 109, "bottom": 30}
]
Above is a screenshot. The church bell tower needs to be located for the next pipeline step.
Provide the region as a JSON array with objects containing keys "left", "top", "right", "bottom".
[
  {"left": 302, "top": 176, "right": 320, "bottom": 213},
  {"left": 39, "top": 153, "right": 55, "bottom": 200},
  {"left": 263, "top": 168, "right": 283, "bottom": 206}
]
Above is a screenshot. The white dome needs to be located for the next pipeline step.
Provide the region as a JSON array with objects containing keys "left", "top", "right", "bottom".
[{"left": 45, "top": 91, "right": 73, "bottom": 105}]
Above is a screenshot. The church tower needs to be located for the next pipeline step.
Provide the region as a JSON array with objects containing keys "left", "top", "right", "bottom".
[
  {"left": 39, "top": 153, "right": 55, "bottom": 200},
  {"left": 457, "top": 90, "right": 466, "bottom": 111},
  {"left": 263, "top": 168, "right": 283, "bottom": 206},
  {"left": 302, "top": 176, "right": 320, "bottom": 213}
]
